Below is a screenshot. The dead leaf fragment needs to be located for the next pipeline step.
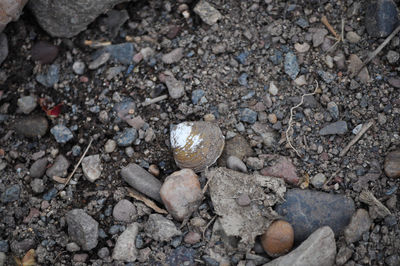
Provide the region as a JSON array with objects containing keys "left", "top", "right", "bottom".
[{"left": 126, "top": 187, "right": 168, "bottom": 214}]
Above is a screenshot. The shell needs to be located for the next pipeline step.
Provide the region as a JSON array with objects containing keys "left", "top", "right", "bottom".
[{"left": 170, "top": 121, "right": 224, "bottom": 172}]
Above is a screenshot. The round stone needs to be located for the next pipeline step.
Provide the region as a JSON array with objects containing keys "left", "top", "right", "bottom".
[{"left": 261, "top": 220, "right": 294, "bottom": 257}]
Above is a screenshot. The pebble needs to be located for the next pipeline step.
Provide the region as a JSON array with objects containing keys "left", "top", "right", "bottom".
[
  {"left": 318, "top": 70, "right": 335, "bottom": 83},
  {"left": 276, "top": 189, "right": 355, "bottom": 242},
  {"left": 50, "top": 125, "right": 73, "bottom": 143},
  {"left": 310, "top": 173, "right": 327, "bottom": 188},
  {"left": 246, "top": 157, "right": 264, "bottom": 170},
  {"left": 104, "top": 139, "right": 117, "bottom": 153},
  {"left": 112, "top": 223, "right": 139, "bottom": 262},
  {"left": 36, "top": 64, "right": 60, "bottom": 87},
  {"left": 184, "top": 232, "right": 201, "bottom": 244},
  {"left": 167, "top": 246, "right": 196, "bottom": 266},
  {"left": 324, "top": 55, "right": 334, "bottom": 68},
  {"left": 14, "top": 116, "right": 48, "bottom": 138},
  {"left": 81, "top": 155, "right": 102, "bottom": 182},
  {"left": 365, "top": 0, "right": 399, "bottom": 37},
  {"left": 140, "top": 47, "right": 155, "bottom": 60},
  {"left": 89, "top": 52, "right": 110, "bottom": 69},
  {"left": 319, "top": 121, "right": 348, "bottom": 135},
  {"left": 92, "top": 43, "right": 134, "bottom": 65},
  {"left": 226, "top": 156, "right": 247, "bottom": 173},
  {"left": 160, "top": 169, "right": 203, "bottom": 221},
  {"left": 344, "top": 209, "right": 372, "bottom": 244},
  {"left": 0, "top": 34, "right": 8, "bottom": 65},
  {"left": 165, "top": 74, "right": 185, "bottom": 99},
  {"left": 30, "top": 178, "right": 45, "bottom": 194},
  {"left": 66, "top": 242, "right": 80, "bottom": 252},
  {"left": 148, "top": 164, "right": 160, "bottom": 177},
  {"left": 260, "top": 155, "right": 299, "bottom": 185},
  {"left": 145, "top": 214, "right": 182, "bottom": 242},
  {"left": 348, "top": 54, "right": 370, "bottom": 83},
  {"left": 335, "top": 246, "right": 353, "bottom": 265},
  {"left": 265, "top": 226, "right": 336, "bottom": 266},
  {"left": 268, "top": 113, "right": 277, "bottom": 124},
  {"left": 121, "top": 163, "right": 162, "bottom": 202},
  {"left": 284, "top": 52, "right": 299, "bottom": 80},
  {"left": 46, "top": 154, "right": 70, "bottom": 178},
  {"left": 386, "top": 50, "right": 399, "bottom": 64},
  {"left": 113, "top": 199, "right": 137, "bottom": 223},
  {"left": 72, "top": 61, "right": 85, "bottom": 75},
  {"left": 268, "top": 82, "right": 278, "bottom": 95},
  {"left": 238, "top": 73, "right": 248, "bottom": 86},
  {"left": 294, "top": 42, "right": 310, "bottom": 53},
  {"left": 43, "top": 187, "right": 58, "bottom": 201},
  {"left": 10, "top": 239, "right": 35, "bottom": 257},
  {"left": 219, "top": 135, "right": 253, "bottom": 165},
  {"left": 212, "top": 43, "right": 227, "bottom": 54},
  {"left": 333, "top": 50, "right": 346, "bottom": 70},
  {"left": 162, "top": 48, "right": 184, "bottom": 64},
  {"left": 346, "top": 31, "right": 361, "bottom": 43},
  {"left": 1, "top": 184, "right": 20, "bottom": 203},
  {"left": 191, "top": 89, "right": 205, "bottom": 104},
  {"left": 296, "top": 18, "right": 309, "bottom": 28},
  {"left": 97, "top": 247, "right": 110, "bottom": 259},
  {"left": 0, "top": 252, "right": 4, "bottom": 266},
  {"left": 294, "top": 75, "right": 307, "bottom": 86},
  {"left": 327, "top": 101, "right": 339, "bottom": 120},
  {"left": 30, "top": 158, "right": 48, "bottom": 178},
  {"left": 240, "top": 108, "right": 257, "bottom": 124},
  {"left": 17, "top": 96, "right": 37, "bottom": 114},
  {"left": 236, "top": 193, "right": 251, "bottom": 206},
  {"left": 388, "top": 77, "right": 400, "bottom": 88},
  {"left": 31, "top": 41, "right": 59, "bottom": 64},
  {"left": 384, "top": 149, "right": 400, "bottom": 178},
  {"left": 66, "top": 209, "right": 99, "bottom": 251},
  {"left": 0, "top": 241, "right": 8, "bottom": 253},
  {"left": 73, "top": 254, "right": 88, "bottom": 262},
  {"left": 115, "top": 128, "right": 137, "bottom": 147},
  {"left": 261, "top": 220, "right": 294, "bottom": 257},
  {"left": 312, "top": 28, "right": 328, "bottom": 47},
  {"left": 106, "top": 66, "right": 125, "bottom": 80},
  {"left": 193, "top": 1, "right": 222, "bottom": 25}
]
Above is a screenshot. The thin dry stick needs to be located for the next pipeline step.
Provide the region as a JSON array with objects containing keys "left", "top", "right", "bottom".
[
  {"left": 62, "top": 138, "right": 93, "bottom": 188},
  {"left": 321, "top": 15, "right": 340, "bottom": 40},
  {"left": 286, "top": 82, "right": 319, "bottom": 158},
  {"left": 352, "top": 24, "right": 400, "bottom": 77},
  {"left": 142, "top": 95, "right": 168, "bottom": 106},
  {"left": 202, "top": 215, "right": 217, "bottom": 241},
  {"left": 339, "top": 121, "right": 374, "bottom": 157}
]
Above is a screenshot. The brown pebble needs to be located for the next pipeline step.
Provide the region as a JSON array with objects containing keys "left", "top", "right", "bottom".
[
  {"left": 184, "top": 231, "right": 201, "bottom": 244},
  {"left": 261, "top": 220, "right": 294, "bottom": 257},
  {"left": 384, "top": 150, "right": 400, "bottom": 178},
  {"left": 236, "top": 193, "right": 251, "bottom": 206},
  {"left": 203, "top": 113, "right": 215, "bottom": 122},
  {"left": 31, "top": 41, "right": 59, "bottom": 64},
  {"left": 268, "top": 113, "right": 277, "bottom": 124},
  {"left": 148, "top": 164, "right": 160, "bottom": 177}
]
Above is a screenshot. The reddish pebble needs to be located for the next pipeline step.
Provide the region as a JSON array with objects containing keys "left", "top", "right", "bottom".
[
  {"left": 31, "top": 41, "right": 59, "bottom": 64},
  {"left": 261, "top": 220, "right": 294, "bottom": 257},
  {"left": 260, "top": 155, "right": 299, "bottom": 185},
  {"left": 184, "top": 231, "right": 201, "bottom": 244},
  {"left": 236, "top": 193, "right": 251, "bottom": 206},
  {"left": 166, "top": 25, "right": 181, "bottom": 39},
  {"left": 80, "top": 76, "right": 89, "bottom": 83}
]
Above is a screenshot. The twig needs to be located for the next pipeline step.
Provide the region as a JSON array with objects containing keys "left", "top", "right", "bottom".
[
  {"left": 352, "top": 24, "right": 400, "bottom": 78},
  {"left": 327, "top": 18, "right": 345, "bottom": 53},
  {"left": 141, "top": 95, "right": 168, "bottom": 106},
  {"left": 84, "top": 40, "right": 111, "bottom": 48},
  {"left": 286, "top": 81, "right": 319, "bottom": 158},
  {"left": 321, "top": 15, "right": 340, "bottom": 40},
  {"left": 61, "top": 138, "right": 93, "bottom": 189},
  {"left": 339, "top": 121, "right": 374, "bottom": 157},
  {"left": 202, "top": 215, "right": 217, "bottom": 240}
]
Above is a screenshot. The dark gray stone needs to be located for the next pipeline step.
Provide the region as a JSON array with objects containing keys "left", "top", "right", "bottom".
[
  {"left": 66, "top": 209, "right": 99, "bottom": 251},
  {"left": 144, "top": 214, "right": 181, "bottom": 242},
  {"left": 276, "top": 189, "right": 355, "bottom": 242},
  {"left": 14, "top": 116, "right": 48, "bottom": 138},
  {"left": 30, "top": 178, "right": 46, "bottom": 194},
  {"left": 50, "top": 125, "right": 73, "bottom": 143},
  {"left": 191, "top": 89, "right": 205, "bottom": 104},
  {"left": 240, "top": 108, "right": 257, "bottom": 124},
  {"left": 46, "top": 155, "right": 70, "bottom": 178},
  {"left": 365, "top": 0, "right": 400, "bottom": 38},
  {"left": 30, "top": 158, "right": 48, "bottom": 178},
  {"left": 284, "top": 52, "right": 299, "bottom": 80},
  {"left": 36, "top": 64, "right": 59, "bottom": 87},
  {"left": 167, "top": 246, "right": 196, "bottom": 266},
  {"left": 115, "top": 127, "right": 137, "bottom": 147},
  {"left": 1, "top": 184, "right": 20, "bottom": 203},
  {"left": 113, "top": 199, "right": 137, "bottom": 222},
  {"left": 0, "top": 34, "right": 8, "bottom": 65},
  {"left": 10, "top": 239, "right": 35, "bottom": 257},
  {"left": 319, "top": 121, "right": 348, "bottom": 135}
]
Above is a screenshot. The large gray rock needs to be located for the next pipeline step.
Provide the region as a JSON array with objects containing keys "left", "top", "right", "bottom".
[
  {"left": 264, "top": 226, "right": 336, "bottom": 266},
  {"left": 66, "top": 209, "right": 99, "bottom": 251},
  {"left": 28, "top": 0, "right": 129, "bottom": 38},
  {"left": 112, "top": 223, "right": 139, "bottom": 262}
]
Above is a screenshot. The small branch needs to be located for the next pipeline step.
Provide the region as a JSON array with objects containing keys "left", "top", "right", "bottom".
[
  {"left": 141, "top": 95, "right": 168, "bottom": 106},
  {"left": 84, "top": 40, "right": 111, "bottom": 48},
  {"left": 61, "top": 138, "right": 93, "bottom": 189},
  {"left": 351, "top": 24, "right": 400, "bottom": 78},
  {"left": 339, "top": 121, "right": 374, "bottom": 157},
  {"left": 202, "top": 215, "right": 217, "bottom": 241},
  {"left": 321, "top": 15, "right": 340, "bottom": 40},
  {"left": 286, "top": 81, "right": 319, "bottom": 158}
]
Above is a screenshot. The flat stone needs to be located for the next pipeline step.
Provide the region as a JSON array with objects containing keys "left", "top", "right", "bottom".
[
  {"left": 17, "top": 96, "right": 37, "bottom": 114},
  {"left": 81, "top": 155, "right": 102, "bottom": 182},
  {"left": 348, "top": 54, "right": 370, "bottom": 83},
  {"left": 92, "top": 43, "right": 134, "bottom": 65},
  {"left": 346, "top": 31, "right": 361, "bottom": 43},
  {"left": 276, "top": 189, "right": 355, "bottom": 242},
  {"left": 191, "top": 89, "right": 205, "bottom": 105},
  {"left": 1, "top": 184, "right": 20, "bottom": 203},
  {"left": 66, "top": 242, "right": 80, "bottom": 252},
  {"left": 388, "top": 77, "right": 400, "bottom": 88},
  {"left": 162, "top": 48, "right": 184, "bottom": 64},
  {"left": 30, "top": 158, "right": 48, "bottom": 178},
  {"left": 335, "top": 246, "right": 353, "bottom": 265},
  {"left": 344, "top": 209, "right": 372, "bottom": 244},
  {"left": 327, "top": 101, "right": 339, "bottom": 120},
  {"left": 115, "top": 127, "right": 137, "bottom": 147},
  {"left": 14, "top": 116, "right": 48, "bottom": 138},
  {"left": 284, "top": 52, "right": 299, "bottom": 80},
  {"left": 365, "top": 0, "right": 400, "bottom": 38},
  {"left": 113, "top": 199, "right": 137, "bottom": 223},
  {"left": 226, "top": 155, "right": 247, "bottom": 173},
  {"left": 144, "top": 214, "right": 181, "bottom": 242},
  {"left": 319, "top": 121, "right": 348, "bottom": 135},
  {"left": 10, "top": 239, "right": 35, "bottom": 257},
  {"left": 193, "top": 1, "right": 222, "bottom": 25},
  {"left": 165, "top": 75, "right": 185, "bottom": 99},
  {"left": 36, "top": 64, "right": 59, "bottom": 87},
  {"left": 112, "top": 223, "right": 139, "bottom": 262},
  {"left": 240, "top": 108, "right": 257, "bottom": 124},
  {"left": 30, "top": 178, "right": 45, "bottom": 194},
  {"left": 120, "top": 163, "right": 162, "bottom": 202},
  {"left": 88, "top": 52, "right": 110, "bottom": 69},
  {"left": 312, "top": 28, "right": 328, "bottom": 47},
  {"left": 184, "top": 232, "right": 201, "bottom": 244},
  {"left": 31, "top": 41, "right": 59, "bottom": 64},
  {"left": 265, "top": 226, "right": 336, "bottom": 266},
  {"left": 50, "top": 125, "right": 73, "bottom": 143},
  {"left": 384, "top": 150, "right": 400, "bottom": 178},
  {"left": 66, "top": 209, "right": 99, "bottom": 251},
  {"left": 46, "top": 155, "right": 70, "bottom": 178},
  {"left": 260, "top": 155, "right": 299, "bottom": 185}
]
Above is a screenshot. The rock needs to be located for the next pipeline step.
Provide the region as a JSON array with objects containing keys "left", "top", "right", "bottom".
[
  {"left": 30, "top": 178, "right": 45, "bottom": 194},
  {"left": 66, "top": 242, "right": 80, "bottom": 252},
  {"left": 162, "top": 48, "right": 184, "bottom": 64},
  {"left": 260, "top": 155, "right": 299, "bottom": 185},
  {"left": 194, "top": 1, "right": 222, "bottom": 25},
  {"left": 50, "top": 125, "right": 73, "bottom": 143},
  {"left": 226, "top": 156, "right": 247, "bottom": 173},
  {"left": 318, "top": 70, "right": 335, "bottom": 84},
  {"left": 17, "top": 96, "right": 37, "bottom": 114},
  {"left": 112, "top": 223, "right": 139, "bottom": 262},
  {"left": 97, "top": 247, "right": 110, "bottom": 258},
  {"left": 14, "top": 116, "right": 48, "bottom": 138},
  {"left": 106, "top": 66, "right": 125, "bottom": 80},
  {"left": 276, "top": 189, "right": 355, "bottom": 242},
  {"left": 28, "top": 0, "right": 128, "bottom": 37},
  {"left": 0, "top": 0, "right": 28, "bottom": 32},
  {"left": 344, "top": 209, "right": 372, "bottom": 244},
  {"left": 81, "top": 155, "right": 102, "bottom": 182},
  {"left": 346, "top": 32, "right": 361, "bottom": 43},
  {"left": 66, "top": 209, "right": 99, "bottom": 251},
  {"left": 261, "top": 220, "right": 294, "bottom": 257},
  {"left": 46, "top": 155, "right": 70, "bottom": 178},
  {"left": 246, "top": 157, "right": 264, "bottom": 170},
  {"left": 365, "top": 0, "right": 399, "bottom": 38},
  {"left": 238, "top": 73, "right": 248, "bottom": 86},
  {"left": 113, "top": 199, "right": 137, "bottom": 223},
  {"left": 319, "top": 121, "right": 348, "bottom": 135},
  {"left": 269, "top": 82, "right": 279, "bottom": 95},
  {"left": 327, "top": 101, "right": 339, "bottom": 120},
  {"left": 91, "top": 43, "right": 134, "bottom": 65},
  {"left": 335, "top": 246, "right": 353, "bottom": 265},
  {"left": 386, "top": 50, "right": 399, "bottom": 64},
  {"left": 72, "top": 61, "right": 85, "bottom": 75},
  {"left": 167, "top": 246, "right": 196, "bottom": 265},
  {"left": 311, "top": 29, "right": 328, "bottom": 47},
  {"left": 348, "top": 54, "right": 370, "bottom": 83},
  {"left": 88, "top": 52, "right": 110, "bottom": 69},
  {"left": 296, "top": 18, "right": 309, "bottom": 28},
  {"left": 191, "top": 89, "right": 205, "bottom": 104},
  {"left": 121, "top": 163, "right": 162, "bottom": 202},
  {"left": 212, "top": 43, "right": 226, "bottom": 54},
  {"left": 43, "top": 187, "right": 58, "bottom": 201},
  {"left": 165, "top": 74, "right": 185, "bottom": 99},
  {"left": 219, "top": 135, "right": 254, "bottom": 166},
  {"left": 115, "top": 128, "right": 137, "bottom": 147},
  {"left": 310, "top": 173, "right": 327, "bottom": 188},
  {"left": 265, "top": 226, "right": 336, "bottom": 266},
  {"left": 36, "top": 64, "right": 60, "bottom": 87},
  {"left": 1, "top": 184, "right": 20, "bottom": 203},
  {"left": 73, "top": 254, "right": 88, "bottom": 262},
  {"left": 10, "top": 239, "right": 35, "bottom": 257},
  {"left": 31, "top": 41, "right": 59, "bottom": 64},
  {"left": 294, "top": 75, "right": 307, "bottom": 86},
  {"left": 388, "top": 77, "right": 400, "bottom": 88},
  {"left": 104, "top": 139, "right": 117, "bottom": 153},
  {"left": 160, "top": 169, "right": 203, "bottom": 221},
  {"left": 294, "top": 42, "right": 310, "bottom": 53},
  {"left": 145, "top": 214, "right": 181, "bottom": 242},
  {"left": 384, "top": 150, "right": 400, "bottom": 178},
  {"left": 30, "top": 158, "right": 48, "bottom": 178},
  {"left": 0, "top": 34, "right": 8, "bottom": 65},
  {"left": 284, "top": 52, "right": 299, "bottom": 80},
  {"left": 385, "top": 254, "right": 400, "bottom": 266},
  {"left": 240, "top": 108, "right": 257, "bottom": 124},
  {"left": 184, "top": 232, "right": 201, "bottom": 244}
]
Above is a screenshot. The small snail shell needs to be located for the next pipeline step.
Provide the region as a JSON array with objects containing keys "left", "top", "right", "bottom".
[{"left": 170, "top": 121, "right": 224, "bottom": 172}]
